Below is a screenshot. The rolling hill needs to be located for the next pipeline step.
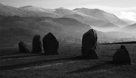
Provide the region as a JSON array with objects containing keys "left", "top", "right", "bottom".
[
  {"left": 74, "top": 8, "right": 128, "bottom": 27},
  {"left": 0, "top": 3, "right": 58, "bottom": 17},
  {"left": 64, "top": 14, "right": 106, "bottom": 26},
  {"left": 121, "top": 23, "right": 136, "bottom": 33},
  {"left": 19, "top": 5, "right": 55, "bottom": 13},
  {"left": 0, "top": 15, "right": 91, "bottom": 47},
  {"left": 0, "top": 3, "right": 129, "bottom": 27},
  {"left": 0, "top": 3, "right": 27, "bottom": 16},
  {"left": 0, "top": 3, "right": 135, "bottom": 47}
]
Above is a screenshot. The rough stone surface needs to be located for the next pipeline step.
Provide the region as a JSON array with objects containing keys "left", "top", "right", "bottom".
[
  {"left": 43, "top": 32, "right": 59, "bottom": 55},
  {"left": 113, "top": 45, "right": 131, "bottom": 64},
  {"left": 32, "top": 35, "right": 42, "bottom": 53},
  {"left": 81, "top": 29, "right": 98, "bottom": 59},
  {"left": 18, "top": 41, "right": 30, "bottom": 53}
]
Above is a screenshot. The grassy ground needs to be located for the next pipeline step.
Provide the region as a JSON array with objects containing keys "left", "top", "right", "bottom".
[{"left": 0, "top": 44, "right": 136, "bottom": 78}]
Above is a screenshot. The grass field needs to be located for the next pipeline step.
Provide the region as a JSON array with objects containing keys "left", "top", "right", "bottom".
[{"left": 0, "top": 43, "right": 136, "bottom": 78}]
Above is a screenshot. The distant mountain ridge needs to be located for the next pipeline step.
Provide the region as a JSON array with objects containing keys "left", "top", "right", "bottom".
[
  {"left": 0, "top": 3, "right": 136, "bottom": 47},
  {"left": 19, "top": 5, "right": 55, "bottom": 13},
  {"left": 0, "top": 3, "right": 58, "bottom": 17},
  {"left": 74, "top": 8, "right": 128, "bottom": 26},
  {"left": 0, "top": 3, "right": 130, "bottom": 27}
]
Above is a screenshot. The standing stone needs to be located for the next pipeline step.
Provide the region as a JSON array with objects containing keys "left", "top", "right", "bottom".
[
  {"left": 32, "top": 35, "right": 42, "bottom": 53},
  {"left": 81, "top": 29, "right": 98, "bottom": 59},
  {"left": 113, "top": 45, "right": 131, "bottom": 64},
  {"left": 43, "top": 32, "right": 59, "bottom": 55},
  {"left": 18, "top": 41, "right": 30, "bottom": 53}
]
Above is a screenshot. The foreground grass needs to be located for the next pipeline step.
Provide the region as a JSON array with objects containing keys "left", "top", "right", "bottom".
[{"left": 0, "top": 44, "right": 136, "bottom": 78}]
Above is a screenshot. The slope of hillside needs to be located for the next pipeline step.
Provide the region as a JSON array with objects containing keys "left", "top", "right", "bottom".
[
  {"left": 19, "top": 6, "right": 58, "bottom": 17},
  {"left": 0, "top": 15, "right": 91, "bottom": 47},
  {"left": 64, "top": 14, "right": 106, "bottom": 26},
  {"left": 121, "top": 19, "right": 136, "bottom": 25},
  {"left": 121, "top": 23, "right": 136, "bottom": 33},
  {"left": 0, "top": 3, "right": 27, "bottom": 16},
  {"left": 74, "top": 8, "right": 128, "bottom": 26},
  {"left": 54, "top": 8, "right": 76, "bottom": 16},
  {"left": 0, "top": 28, "right": 34, "bottom": 47},
  {"left": 0, "top": 3, "right": 135, "bottom": 46},
  {"left": 0, "top": 15, "right": 134, "bottom": 47},
  {"left": 0, "top": 3, "right": 58, "bottom": 17},
  {"left": 19, "top": 5, "right": 55, "bottom": 13},
  {"left": 125, "top": 23, "right": 136, "bottom": 29},
  {"left": 0, "top": 3, "right": 128, "bottom": 27}
]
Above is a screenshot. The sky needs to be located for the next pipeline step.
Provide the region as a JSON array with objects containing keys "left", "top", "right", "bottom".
[{"left": 0, "top": 0, "right": 136, "bottom": 21}]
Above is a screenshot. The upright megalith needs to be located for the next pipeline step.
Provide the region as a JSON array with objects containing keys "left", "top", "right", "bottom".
[
  {"left": 18, "top": 41, "right": 30, "bottom": 53},
  {"left": 43, "top": 32, "right": 59, "bottom": 55},
  {"left": 31, "top": 35, "right": 42, "bottom": 53},
  {"left": 81, "top": 29, "right": 98, "bottom": 59},
  {"left": 113, "top": 45, "right": 131, "bottom": 64}
]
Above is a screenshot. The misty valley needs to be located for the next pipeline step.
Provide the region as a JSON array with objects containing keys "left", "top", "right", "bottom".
[{"left": 0, "top": 3, "right": 136, "bottom": 78}]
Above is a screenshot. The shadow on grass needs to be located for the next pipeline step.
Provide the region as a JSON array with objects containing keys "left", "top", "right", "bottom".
[
  {"left": 0, "top": 55, "right": 98, "bottom": 71},
  {"left": 0, "top": 53, "right": 42, "bottom": 60},
  {"left": 67, "top": 61, "right": 129, "bottom": 74}
]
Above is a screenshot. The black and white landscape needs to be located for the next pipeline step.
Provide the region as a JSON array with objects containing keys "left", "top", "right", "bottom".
[{"left": 0, "top": 1, "right": 136, "bottom": 78}]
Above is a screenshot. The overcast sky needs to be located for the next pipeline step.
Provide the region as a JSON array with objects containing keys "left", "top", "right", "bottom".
[{"left": 0, "top": 0, "right": 136, "bottom": 21}]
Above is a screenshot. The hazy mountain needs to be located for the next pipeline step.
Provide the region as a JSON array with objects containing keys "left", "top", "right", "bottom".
[
  {"left": 126, "top": 23, "right": 136, "bottom": 28},
  {"left": 121, "top": 23, "right": 136, "bottom": 33},
  {"left": 0, "top": 3, "right": 128, "bottom": 26},
  {"left": 0, "top": 3, "right": 58, "bottom": 17},
  {"left": 19, "top": 5, "right": 58, "bottom": 17},
  {"left": 0, "top": 3, "right": 27, "bottom": 16},
  {"left": 0, "top": 15, "right": 6, "bottom": 21},
  {"left": 54, "top": 7, "right": 77, "bottom": 16},
  {"left": 0, "top": 15, "right": 135, "bottom": 47},
  {"left": 19, "top": 5, "right": 55, "bottom": 13},
  {"left": 93, "top": 22, "right": 120, "bottom": 32},
  {"left": 105, "top": 31, "right": 136, "bottom": 38},
  {"left": 64, "top": 14, "right": 106, "bottom": 26},
  {"left": 0, "top": 28, "right": 34, "bottom": 47},
  {"left": 121, "top": 19, "right": 136, "bottom": 25},
  {"left": 74, "top": 8, "right": 128, "bottom": 27},
  {"left": 0, "top": 3, "right": 135, "bottom": 46},
  {"left": 54, "top": 8, "right": 125, "bottom": 27},
  {"left": 18, "top": 6, "right": 58, "bottom": 17},
  {"left": 54, "top": 8, "right": 114, "bottom": 27},
  {"left": 54, "top": 7, "right": 129, "bottom": 27},
  {"left": 0, "top": 15, "right": 91, "bottom": 47},
  {"left": 99, "top": 23, "right": 119, "bottom": 28}
]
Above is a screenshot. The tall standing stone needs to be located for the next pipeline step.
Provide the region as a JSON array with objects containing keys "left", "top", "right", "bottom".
[
  {"left": 32, "top": 35, "right": 42, "bottom": 53},
  {"left": 81, "top": 29, "right": 98, "bottom": 59},
  {"left": 43, "top": 32, "right": 59, "bottom": 55}
]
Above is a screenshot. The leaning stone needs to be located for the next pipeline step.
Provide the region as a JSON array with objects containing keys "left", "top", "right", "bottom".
[
  {"left": 81, "top": 29, "right": 98, "bottom": 59},
  {"left": 18, "top": 41, "right": 30, "bottom": 53}
]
